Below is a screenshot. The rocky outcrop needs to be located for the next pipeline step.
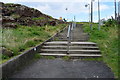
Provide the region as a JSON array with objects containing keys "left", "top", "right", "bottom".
[
  {"left": 0, "top": 2, "right": 65, "bottom": 28},
  {"left": 0, "top": 47, "right": 13, "bottom": 57}
]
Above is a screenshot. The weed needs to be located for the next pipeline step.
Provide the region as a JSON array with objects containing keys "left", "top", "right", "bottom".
[
  {"left": 2, "top": 55, "right": 9, "bottom": 59},
  {"left": 32, "top": 17, "right": 46, "bottom": 20},
  {"left": 44, "top": 56, "right": 55, "bottom": 59},
  {"left": 34, "top": 54, "right": 43, "bottom": 59},
  {"left": 62, "top": 56, "right": 70, "bottom": 60},
  {"left": 81, "top": 57, "right": 103, "bottom": 61}
]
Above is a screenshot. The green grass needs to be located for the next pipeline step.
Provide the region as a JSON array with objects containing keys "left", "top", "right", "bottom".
[
  {"left": 62, "top": 56, "right": 71, "bottom": 60},
  {"left": 1, "top": 24, "right": 67, "bottom": 64},
  {"left": 80, "top": 57, "right": 103, "bottom": 61},
  {"left": 32, "top": 17, "right": 46, "bottom": 20},
  {"left": 34, "top": 53, "right": 43, "bottom": 59},
  {"left": 34, "top": 54, "right": 55, "bottom": 59},
  {"left": 82, "top": 21, "right": 118, "bottom": 78},
  {"left": 44, "top": 56, "right": 56, "bottom": 59}
]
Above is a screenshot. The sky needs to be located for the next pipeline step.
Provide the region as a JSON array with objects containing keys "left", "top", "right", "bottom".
[{"left": 1, "top": 0, "right": 120, "bottom": 22}]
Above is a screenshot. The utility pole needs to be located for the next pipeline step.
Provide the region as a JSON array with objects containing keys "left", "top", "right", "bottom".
[
  {"left": 118, "top": 1, "right": 120, "bottom": 21},
  {"left": 114, "top": 0, "right": 117, "bottom": 20},
  {"left": 90, "top": 0, "right": 95, "bottom": 30},
  {"left": 118, "top": 1, "right": 120, "bottom": 23},
  {"left": 91, "top": 1, "right": 93, "bottom": 23},
  {"left": 98, "top": 0, "right": 101, "bottom": 30}
]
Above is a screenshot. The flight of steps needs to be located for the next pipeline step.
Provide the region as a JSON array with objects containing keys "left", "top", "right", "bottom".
[
  {"left": 39, "top": 41, "right": 102, "bottom": 58},
  {"left": 54, "top": 24, "right": 89, "bottom": 42}
]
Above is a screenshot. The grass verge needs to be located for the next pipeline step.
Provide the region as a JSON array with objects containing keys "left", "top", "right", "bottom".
[
  {"left": 1, "top": 24, "right": 67, "bottom": 64},
  {"left": 82, "top": 21, "right": 118, "bottom": 78}
]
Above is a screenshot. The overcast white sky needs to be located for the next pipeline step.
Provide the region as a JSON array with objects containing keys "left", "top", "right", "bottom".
[{"left": 1, "top": 0, "right": 120, "bottom": 22}]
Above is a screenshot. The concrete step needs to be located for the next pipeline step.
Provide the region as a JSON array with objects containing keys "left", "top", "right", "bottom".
[
  {"left": 44, "top": 41, "right": 97, "bottom": 46},
  {"left": 40, "top": 49, "right": 101, "bottom": 54},
  {"left": 40, "top": 53, "right": 102, "bottom": 57},
  {"left": 53, "top": 39, "right": 88, "bottom": 42},
  {"left": 42, "top": 46, "right": 99, "bottom": 50}
]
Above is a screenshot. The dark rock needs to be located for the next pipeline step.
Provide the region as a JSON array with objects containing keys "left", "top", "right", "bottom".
[
  {"left": 0, "top": 47, "right": 13, "bottom": 57},
  {"left": 49, "top": 21, "right": 56, "bottom": 26},
  {"left": 3, "top": 23, "right": 17, "bottom": 28},
  {"left": 2, "top": 16, "right": 15, "bottom": 23},
  {"left": 1, "top": 2, "right": 65, "bottom": 27}
]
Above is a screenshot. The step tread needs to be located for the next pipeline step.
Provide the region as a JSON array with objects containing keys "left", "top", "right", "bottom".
[
  {"left": 40, "top": 53, "right": 102, "bottom": 57},
  {"left": 45, "top": 41, "right": 96, "bottom": 45},
  {"left": 43, "top": 46, "right": 99, "bottom": 48},
  {"left": 41, "top": 49, "right": 100, "bottom": 52}
]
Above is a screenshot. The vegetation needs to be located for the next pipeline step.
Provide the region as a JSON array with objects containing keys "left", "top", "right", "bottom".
[
  {"left": 32, "top": 17, "right": 46, "bottom": 20},
  {"left": 34, "top": 54, "right": 55, "bottom": 59},
  {"left": 1, "top": 24, "right": 67, "bottom": 63},
  {"left": 81, "top": 57, "right": 103, "bottom": 61},
  {"left": 34, "top": 53, "right": 43, "bottom": 59},
  {"left": 44, "top": 56, "right": 56, "bottom": 59},
  {"left": 82, "top": 19, "right": 119, "bottom": 78},
  {"left": 62, "top": 56, "right": 71, "bottom": 60}
]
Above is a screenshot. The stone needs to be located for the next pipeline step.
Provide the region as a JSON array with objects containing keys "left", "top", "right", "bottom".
[
  {"left": 3, "top": 23, "right": 17, "bottom": 28},
  {"left": 0, "top": 47, "right": 13, "bottom": 57}
]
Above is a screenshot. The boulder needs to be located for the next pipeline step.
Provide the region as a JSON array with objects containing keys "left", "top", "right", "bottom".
[
  {"left": 2, "top": 16, "right": 15, "bottom": 23},
  {"left": 3, "top": 23, "right": 17, "bottom": 28},
  {"left": 0, "top": 47, "right": 13, "bottom": 57},
  {"left": 49, "top": 21, "right": 56, "bottom": 26}
]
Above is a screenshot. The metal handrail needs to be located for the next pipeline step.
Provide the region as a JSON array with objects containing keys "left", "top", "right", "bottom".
[
  {"left": 67, "top": 25, "right": 71, "bottom": 54},
  {"left": 67, "top": 22, "right": 76, "bottom": 54}
]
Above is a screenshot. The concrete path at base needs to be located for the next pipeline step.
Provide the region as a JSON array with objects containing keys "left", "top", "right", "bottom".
[{"left": 11, "top": 58, "right": 114, "bottom": 78}]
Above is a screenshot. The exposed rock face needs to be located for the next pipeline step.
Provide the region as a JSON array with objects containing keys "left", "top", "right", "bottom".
[
  {"left": 0, "top": 2, "right": 65, "bottom": 28},
  {"left": 0, "top": 47, "right": 13, "bottom": 57}
]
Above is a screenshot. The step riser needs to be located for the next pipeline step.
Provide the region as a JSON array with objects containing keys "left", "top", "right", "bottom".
[
  {"left": 54, "top": 40, "right": 89, "bottom": 42},
  {"left": 39, "top": 54, "right": 102, "bottom": 58},
  {"left": 42, "top": 47, "right": 99, "bottom": 50},
  {"left": 54, "top": 39, "right": 88, "bottom": 41}
]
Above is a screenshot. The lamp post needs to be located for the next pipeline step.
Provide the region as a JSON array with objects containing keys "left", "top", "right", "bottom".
[
  {"left": 85, "top": 4, "right": 90, "bottom": 24},
  {"left": 98, "top": 0, "right": 101, "bottom": 30},
  {"left": 65, "top": 8, "right": 68, "bottom": 22}
]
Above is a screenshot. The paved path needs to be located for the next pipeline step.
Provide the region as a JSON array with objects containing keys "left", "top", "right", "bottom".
[
  {"left": 10, "top": 24, "right": 114, "bottom": 78},
  {"left": 11, "top": 58, "right": 114, "bottom": 78}
]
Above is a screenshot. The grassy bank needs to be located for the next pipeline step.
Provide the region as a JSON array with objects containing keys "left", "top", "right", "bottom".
[
  {"left": 82, "top": 21, "right": 118, "bottom": 78},
  {"left": 1, "top": 24, "right": 67, "bottom": 64}
]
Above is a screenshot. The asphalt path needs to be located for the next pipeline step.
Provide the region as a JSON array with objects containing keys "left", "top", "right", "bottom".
[{"left": 10, "top": 58, "right": 114, "bottom": 78}]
